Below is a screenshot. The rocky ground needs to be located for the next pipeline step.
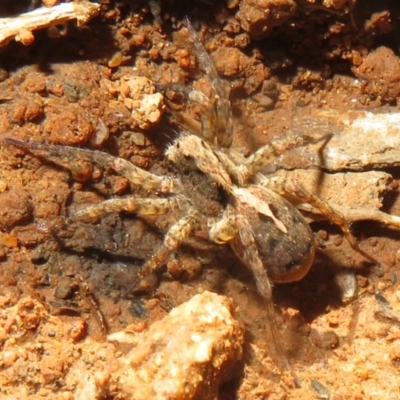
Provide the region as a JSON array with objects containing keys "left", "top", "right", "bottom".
[{"left": 1, "top": 0, "right": 400, "bottom": 399}]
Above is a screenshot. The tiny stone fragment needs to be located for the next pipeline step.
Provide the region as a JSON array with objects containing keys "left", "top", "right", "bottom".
[
  {"left": 309, "top": 328, "right": 339, "bottom": 349},
  {"left": 310, "top": 379, "right": 331, "bottom": 399},
  {"left": 237, "top": 0, "right": 297, "bottom": 39},
  {"left": 352, "top": 47, "right": 400, "bottom": 103},
  {"left": 334, "top": 269, "right": 358, "bottom": 303},
  {"left": 374, "top": 293, "right": 400, "bottom": 324},
  {"left": 0, "top": 190, "right": 33, "bottom": 231},
  {"left": 15, "top": 28, "right": 35, "bottom": 45},
  {"left": 45, "top": 108, "right": 94, "bottom": 145},
  {"left": 108, "top": 76, "right": 165, "bottom": 130}
]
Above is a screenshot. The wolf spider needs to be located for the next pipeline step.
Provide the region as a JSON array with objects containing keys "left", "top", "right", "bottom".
[{"left": 3, "top": 20, "right": 390, "bottom": 381}]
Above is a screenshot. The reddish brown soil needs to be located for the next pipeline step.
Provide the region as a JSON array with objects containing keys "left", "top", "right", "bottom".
[{"left": 1, "top": 1, "right": 400, "bottom": 399}]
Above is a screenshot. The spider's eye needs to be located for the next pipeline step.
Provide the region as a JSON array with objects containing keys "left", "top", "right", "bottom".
[
  {"left": 285, "top": 259, "right": 301, "bottom": 271},
  {"left": 183, "top": 155, "right": 194, "bottom": 163}
]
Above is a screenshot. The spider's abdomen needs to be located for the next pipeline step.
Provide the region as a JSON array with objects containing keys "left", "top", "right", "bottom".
[{"left": 231, "top": 186, "right": 316, "bottom": 284}]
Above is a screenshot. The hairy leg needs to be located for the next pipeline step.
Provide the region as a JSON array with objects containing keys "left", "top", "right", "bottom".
[
  {"left": 130, "top": 208, "right": 199, "bottom": 294},
  {"left": 264, "top": 175, "right": 379, "bottom": 265},
  {"left": 3, "top": 138, "right": 180, "bottom": 194},
  {"left": 232, "top": 214, "right": 300, "bottom": 385},
  {"left": 208, "top": 206, "right": 238, "bottom": 244},
  {"left": 73, "top": 196, "right": 182, "bottom": 220},
  {"left": 185, "top": 18, "right": 233, "bottom": 147}
]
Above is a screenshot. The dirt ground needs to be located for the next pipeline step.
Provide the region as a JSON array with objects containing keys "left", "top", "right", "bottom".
[{"left": 1, "top": 0, "right": 400, "bottom": 399}]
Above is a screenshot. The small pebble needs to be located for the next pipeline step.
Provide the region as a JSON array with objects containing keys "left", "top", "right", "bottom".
[
  {"left": 55, "top": 284, "right": 73, "bottom": 300},
  {"left": 317, "top": 229, "right": 329, "bottom": 240},
  {"left": 2, "top": 234, "right": 18, "bottom": 248},
  {"left": 108, "top": 52, "right": 124, "bottom": 68},
  {"left": 131, "top": 131, "right": 146, "bottom": 146},
  {"left": 0, "top": 191, "right": 33, "bottom": 231},
  {"left": 129, "top": 299, "right": 149, "bottom": 318},
  {"left": 2, "top": 350, "right": 18, "bottom": 367},
  {"left": 377, "top": 281, "right": 386, "bottom": 291},
  {"left": 309, "top": 328, "right": 339, "bottom": 349},
  {"left": 310, "top": 379, "right": 331, "bottom": 399},
  {"left": 0, "top": 181, "right": 8, "bottom": 193},
  {"left": 125, "top": 321, "right": 148, "bottom": 333},
  {"left": 328, "top": 315, "right": 339, "bottom": 328},
  {"left": 335, "top": 269, "right": 358, "bottom": 303},
  {"left": 90, "top": 119, "right": 109, "bottom": 147},
  {"left": 69, "top": 320, "right": 87, "bottom": 342},
  {"left": 333, "top": 236, "right": 343, "bottom": 246},
  {"left": 354, "top": 366, "right": 369, "bottom": 380}
]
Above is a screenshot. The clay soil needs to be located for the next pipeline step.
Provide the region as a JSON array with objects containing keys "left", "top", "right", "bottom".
[{"left": 1, "top": 0, "right": 400, "bottom": 399}]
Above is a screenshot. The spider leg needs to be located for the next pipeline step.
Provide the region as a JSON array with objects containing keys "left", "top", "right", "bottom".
[
  {"left": 129, "top": 208, "right": 199, "bottom": 294},
  {"left": 207, "top": 206, "right": 238, "bottom": 244},
  {"left": 163, "top": 19, "right": 232, "bottom": 147},
  {"left": 187, "top": 88, "right": 219, "bottom": 145},
  {"left": 3, "top": 138, "right": 179, "bottom": 194},
  {"left": 207, "top": 200, "right": 302, "bottom": 383},
  {"left": 237, "top": 137, "right": 303, "bottom": 176},
  {"left": 230, "top": 134, "right": 331, "bottom": 178},
  {"left": 185, "top": 18, "right": 233, "bottom": 147},
  {"left": 73, "top": 197, "right": 181, "bottom": 220},
  {"left": 326, "top": 206, "right": 400, "bottom": 228},
  {"left": 162, "top": 83, "right": 217, "bottom": 144},
  {"left": 232, "top": 214, "right": 300, "bottom": 385},
  {"left": 264, "top": 175, "right": 379, "bottom": 265}
]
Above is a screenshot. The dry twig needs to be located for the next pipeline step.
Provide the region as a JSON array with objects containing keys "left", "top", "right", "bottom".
[{"left": 0, "top": 0, "right": 100, "bottom": 46}]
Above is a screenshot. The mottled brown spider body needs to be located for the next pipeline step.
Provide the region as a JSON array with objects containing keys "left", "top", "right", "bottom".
[
  {"left": 165, "top": 132, "right": 316, "bottom": 285},
  {"left": 230, "top": 185, "right": 315, "bottom": 284}
]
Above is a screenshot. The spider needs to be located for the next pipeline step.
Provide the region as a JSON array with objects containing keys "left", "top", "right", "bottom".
[{"left": 3, "top": 19, "right": 384, "bottom": 381}]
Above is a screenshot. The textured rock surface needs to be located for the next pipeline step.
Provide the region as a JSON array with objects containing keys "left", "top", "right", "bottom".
[{"left": 116, "top": 291, "right": 244, "bottom": 400}]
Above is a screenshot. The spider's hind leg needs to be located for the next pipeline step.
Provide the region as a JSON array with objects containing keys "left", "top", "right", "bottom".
[
  {"left": 265, "top": 175, "right": 379, "bottom": 266},
  {"left": 231, "top": 214, "right": 300, "bottom": 386},
  {"left": 127, "top": 208, "right": 199, "bottom": 295}
]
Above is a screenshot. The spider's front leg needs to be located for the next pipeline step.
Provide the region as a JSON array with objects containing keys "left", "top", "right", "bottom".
[
  {"left": 230, "top": 134, "right": 315, "bottom": 178},
  {"left": 3, "top": 138, "right": 180, "bottom": 194},
  {"left": 161, "top": 19, "right": 233, "bottom": 148},
  {"left": 185, "top": 18, "right": 233, "bottom": 147},
  {"left": 207, "top": 206, "right": 238, "bottom": 244}
]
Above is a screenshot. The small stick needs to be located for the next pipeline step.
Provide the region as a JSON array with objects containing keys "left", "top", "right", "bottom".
[
  {"left": 0, "top": 0, "right": 100, "bottom": 46},
  {"left": 78, "top": 274, "right": 108, "bottom": 334}
]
